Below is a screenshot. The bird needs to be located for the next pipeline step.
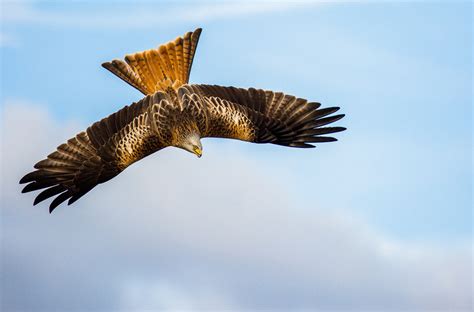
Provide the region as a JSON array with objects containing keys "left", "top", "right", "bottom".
[{"left": 20, "top": 28, "right": 346, "bottom": 213}]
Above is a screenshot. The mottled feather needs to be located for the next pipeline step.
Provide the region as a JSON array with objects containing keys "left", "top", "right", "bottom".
[
  {"left": 20, "top": 93, "right": 177, "bottom": 212},
  {"left": 179, "top": 84, "right": 346, "bottom": 147}
]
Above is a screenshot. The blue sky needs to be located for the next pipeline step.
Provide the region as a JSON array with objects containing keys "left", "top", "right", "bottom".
[{"left": 1, "top": 1, "right": 472, "bottom": 311}]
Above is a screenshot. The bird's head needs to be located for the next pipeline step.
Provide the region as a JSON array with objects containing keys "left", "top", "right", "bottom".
[{"left": 176, "top": 131, "right": 203, "bottom": 158}]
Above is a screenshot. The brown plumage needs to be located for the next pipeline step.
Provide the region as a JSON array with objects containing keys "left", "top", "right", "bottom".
[{"left": 20, "top": 28, "right": 346, "bottom": 212}]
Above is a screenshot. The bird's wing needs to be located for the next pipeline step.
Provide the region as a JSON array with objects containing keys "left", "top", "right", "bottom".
[
  {"left": 102, "top": 28, "right": 202, "bottom": 95},
  {"left": 180, "top": 84, "right": 346, "bottom": 147},
  {"left": 19, "top": 93, "right": 172, "bottom": 212}
]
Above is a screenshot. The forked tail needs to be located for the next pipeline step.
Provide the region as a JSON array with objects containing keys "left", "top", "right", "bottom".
[{"left": 102, "top": 28, "right": 202, "bottom": 95}]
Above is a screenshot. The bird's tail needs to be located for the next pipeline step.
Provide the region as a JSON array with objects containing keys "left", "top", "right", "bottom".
[{"left": 102, "top": 28, "right": 202, "bottom": 95}]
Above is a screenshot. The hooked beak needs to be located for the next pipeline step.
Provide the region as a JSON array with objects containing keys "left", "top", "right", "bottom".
[{"left": 193, "top": 146, "right": 202, "bottom": 158}]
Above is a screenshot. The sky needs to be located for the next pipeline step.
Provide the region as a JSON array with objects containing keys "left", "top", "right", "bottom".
[{"left": 1, "top": 0, "right": 472, "bottom": 311}]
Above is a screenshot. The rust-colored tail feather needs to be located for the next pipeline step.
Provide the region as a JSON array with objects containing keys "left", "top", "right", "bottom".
[{"left": 102, "top": 28, "right": 202, "bottom": 95}]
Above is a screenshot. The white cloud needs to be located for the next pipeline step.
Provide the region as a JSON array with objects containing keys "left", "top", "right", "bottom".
[
  {"left": 1, "top": 101, "right": 472, "bottom": 311},
  {"left": 2, "top": 1, "right": 323, "bottom": 29}
]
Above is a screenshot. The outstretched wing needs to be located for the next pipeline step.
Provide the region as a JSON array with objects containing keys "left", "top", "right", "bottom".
[
  {"left": 102, "top": 28, "right": 202, "bottom": 95},
  {"left": 19, "top": 93, "right": 170, "bottom": 212},
  {"left": 180, "top": 84, "right": 346, "bottom": 148}
]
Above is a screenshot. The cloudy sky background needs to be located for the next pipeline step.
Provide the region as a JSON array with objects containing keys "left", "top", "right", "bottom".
[{"left": 1, "top": 1, "right": 472, "bottom": 311}]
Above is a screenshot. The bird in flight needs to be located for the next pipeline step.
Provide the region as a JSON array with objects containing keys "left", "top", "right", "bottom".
[{"left": 20, "top": 28, "right": 346, "bottom": 212}]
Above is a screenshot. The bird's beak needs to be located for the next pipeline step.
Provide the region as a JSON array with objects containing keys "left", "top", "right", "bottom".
[{"left": 193, "top": 147, "right": 202, "bottom": 158}]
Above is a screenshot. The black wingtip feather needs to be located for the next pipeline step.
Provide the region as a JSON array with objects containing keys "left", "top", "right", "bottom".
[
  {"left": 22, "top": 182, "right": 38, "bottom": 193},
  {"left": 314, "top": 114, "right": 345, "bottom": 128},
  {"left": 67, "top": 187, "right": 93, "bottom": 205},
  {"left": 19, "top": 170, "right": 45, "bottom": 184},
  {"left": 303, "top": 136, "right": 338, "bottom": 143},
  {"left": 49, "top": 191, "right": 71, "bottom": 213},
  {"left": 19, "top": 175, "right": 29, "bottom": 184},
  {"left": 34, "top": 185, "right": 65, "bottom": 206}
]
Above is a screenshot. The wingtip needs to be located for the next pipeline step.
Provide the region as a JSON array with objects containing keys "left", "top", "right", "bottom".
[
  {"left": 49, "top": 204, "right": 58, "bottom": 214},
  {"left": 332, "top": 114, "right": 345, "bottom": 122},
  {"left": 21, "top": 183, "right": 33, "bottom": 193},
  {"left": 332, "top": 126, "right": 347, "bottom": 133},
  {"left": 49, "top": 196, "right": 62, "bottom": 213}
]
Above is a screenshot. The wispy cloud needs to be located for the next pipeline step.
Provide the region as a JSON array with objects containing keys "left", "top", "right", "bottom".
[
  {"left": 2, "top": 101, "right": 471, "bottom": 311},
  {"left": 0, "top": 31, "right": 18, "bottom": 47},
  {"left": 2, "top": 1, "right": 323, "bottom": 29}
]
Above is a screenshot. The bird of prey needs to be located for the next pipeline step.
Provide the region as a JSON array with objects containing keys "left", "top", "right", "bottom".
[{"left": 20, "top": 28, "right": 346, "bottom": 212}]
